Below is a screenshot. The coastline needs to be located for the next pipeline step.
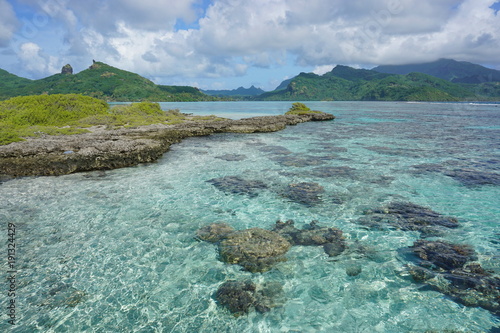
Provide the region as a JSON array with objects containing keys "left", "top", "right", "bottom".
[{"left": 0, "top": 112, "right": 334, "bottom": 177}]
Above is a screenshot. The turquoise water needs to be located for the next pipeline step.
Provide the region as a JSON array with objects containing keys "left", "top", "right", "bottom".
[{"left": 1, "top": 101, "right": 499, "bottom": 332}]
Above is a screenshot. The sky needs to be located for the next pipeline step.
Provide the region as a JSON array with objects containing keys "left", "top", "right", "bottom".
[{"left": 0, "top": 0, "right": 499, "bottom": 91}]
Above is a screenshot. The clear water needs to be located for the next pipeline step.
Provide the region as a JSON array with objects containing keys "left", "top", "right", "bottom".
[{"left": 1, "top": 101, "right": 499, "bottom": 332}]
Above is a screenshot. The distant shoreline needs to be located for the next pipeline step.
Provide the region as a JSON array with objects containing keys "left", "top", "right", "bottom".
[{"left": 0, "top": 112, "right": 334, "bottom": 178}]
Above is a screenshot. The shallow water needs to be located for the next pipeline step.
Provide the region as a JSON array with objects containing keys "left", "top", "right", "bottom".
[{"left": 1, "top": 101, "right": 499, "bottom": 332}]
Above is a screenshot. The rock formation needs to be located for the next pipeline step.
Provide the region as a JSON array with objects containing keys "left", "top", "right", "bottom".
[
  {"left": 218, "top": 228, "right": 291, "bottom": 273},
  {"left": 214, "top": 280, "right": 284, "bottom": 316},
  {"left": 61, "top": 64, "right": 73, "bottom": 74},
  {"left": 0, "top": 112, "right": 335, "bottom": 177},
  {"left": 196, "top": 223, "right": 235, "bottom": 243},
  {"left": 282, "top": 182, "right": 325, "bottom": 206},
  {"left": 358, "top": 201, "right": 459, "bottom": 236},
  {"left": 407, "top": 239, "right": 500, "bottom": 316},
  {"left": 206, "top": 176, "right": 268, "bottom": 197},
  {"left": 272, "top": 220, "right": 346, "bottom": 256}
]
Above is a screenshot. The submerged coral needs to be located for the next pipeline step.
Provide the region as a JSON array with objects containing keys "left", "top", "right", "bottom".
[
  {"left": 214, "top": 280, "right": 285, "bottom": 316},
  {"left": 358, "top": 201, "right": 459, "bottom": 235},
  {"left": 218, "top": 228, "right": 291, "bottom": 273},
  {"left": 272, "top": 220, "right": 346, "bottom": 257},
  {"left": 206, "top": 176, "right": 268, "bottom": 197},
  {"left": 407, "top": 240, "right": 500, "bottom": 316},
  {"left": 196, "top": 223, "right": 235, "bottom": 243},
  {"left": 282, "top": 182, "right": 325, "bottom": 206}
]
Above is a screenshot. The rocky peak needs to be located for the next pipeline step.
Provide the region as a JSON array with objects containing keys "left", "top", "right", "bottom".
[{"left": 61, "top": 64, "right": 73, "bottom": 75}]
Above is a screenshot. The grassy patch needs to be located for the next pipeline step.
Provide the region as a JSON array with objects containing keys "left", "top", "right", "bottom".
[
  {"left": 285, "top": 102, "right": 323, "bottom": 115},
  {"left": 0, "top": 95, "right": 227, "bottom": 145},
  {"left": 0, "top": 94, "right": 108, "bottom": 144}
]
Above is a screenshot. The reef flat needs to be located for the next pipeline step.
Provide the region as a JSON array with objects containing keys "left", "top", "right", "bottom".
[{"left": 0, "top": 112, "right": 334, "bottom": 177}]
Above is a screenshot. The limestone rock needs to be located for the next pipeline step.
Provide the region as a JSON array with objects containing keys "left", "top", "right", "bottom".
[
  {"left": 215, "top": 280, "right": 256, "bottom": 316},
  {"left": 215, "top": 280, "right": 285, "bottom": 316},
  {"left": 206, "top": 176, "right": 267, "bottom": 197},
  {"left": 61, "top": 64, "right": 73, "bottom": 74},
  {"left": 407, "top": 240, "right": 499, "bottom": 316},
  {"left": 283, "top": 182, "right": 325, "bottom": 206},
  {"left": 0, "top": 112, "right": 334, "bottom": 177},
  {"left": 196, "top": 223, "right": 234, "bottom": 243},
  {"left": 218, "top": 228, "right": 291, "bottom": 272},
  {"left": 272, "top": 220, "right": 346, "bottom": 256},
  {"left": 411, "top": 239, "right": 476, "bottom": 270},
  {"left": 359, "top": 202, "right": 459, "bottom": 235}
]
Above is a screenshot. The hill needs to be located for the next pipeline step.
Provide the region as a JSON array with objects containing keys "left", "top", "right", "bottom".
[
  {"left": 0, "top": 62, "right": 218, "bottom": 102},
  {"left": 256, "top": 65, "right": 487, "bottom": 101},
  {"left": 373, "top": 58, "right": 500, "bottom": 83},
  {"left": 0, "top": 69, "right": 33, "bottom": 100},
  {"left": 203, "top": 85, "right": 265, "bottom": 97}
]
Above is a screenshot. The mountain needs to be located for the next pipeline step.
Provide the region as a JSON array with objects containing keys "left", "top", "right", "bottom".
[
  {"left": 0, "top": 69, "right": 33, "bottom": 99},
  {"left": 274, "top": 78, "right": 293, "bottom": 91},
  {"left": 0, "top": 62, "right": 218, "bottom": 102},
  {"left": 202, "top": 85, "right": 265, "bottom": 97},
  {"left": 325, "top": 65, "right": 392, "bottom": 82},
  {"left": 256, "top": 65, "right": 489, "bottom": 101},
  {"left": 372, "top": 58, "right": 500, "bottom": 83}
]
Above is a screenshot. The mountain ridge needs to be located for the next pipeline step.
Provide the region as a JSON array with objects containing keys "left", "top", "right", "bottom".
[
  {"left": 372, "top": 58, "right": 500, "bottom": 83},
  {"left": 257, "top": 64, "right": 499, "bottom": 101},
  {"left": 2, "top": 59, "right": 499, "bottom": 102},
  {"left": 202, "top": 85, "right": 265, "bottom": 97},
  {"left": 0, "top": 62, "right": 218, "bottom": 102}
]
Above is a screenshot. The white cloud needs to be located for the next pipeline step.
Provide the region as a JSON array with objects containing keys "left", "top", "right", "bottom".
[
  {"left": 18, "top": 42, "right": 59, "bottom": 76},
  {"left": 4, "top": 0, "right": 500, "bottom": 84},
  {"left": 313, "top": 65, "right": 335, "bottom": 75},
  {"left": 0, "top": 0, "right": 19, "bottom": 47}
]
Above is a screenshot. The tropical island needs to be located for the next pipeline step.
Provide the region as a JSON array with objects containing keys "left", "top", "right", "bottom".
[
  {"left": 1, "top": 59, "right": 500, "bottom": 102},
  {"left": 0, "top": 96, "right": 334, "bottom": 177},
  {"left": 1, "top": 58, "right": 499, "bottom": 176}
]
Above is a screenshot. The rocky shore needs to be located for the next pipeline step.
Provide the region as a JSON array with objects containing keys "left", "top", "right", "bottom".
[{"left": 0, "top": 112, "right": 334, "bottom": 177}]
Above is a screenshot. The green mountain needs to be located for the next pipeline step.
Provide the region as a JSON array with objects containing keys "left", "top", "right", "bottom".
[
  {"left": 0, "top": 69, "right": 33, "bottom": 100},
  {"left": 274, "top": 78, "right": 293, "bottom": 91},
  {"left": 0, "top": 62, "right": 217, "bottom": 102},
  {"left": 203, "top": 85, "right": 265, "bottom": 97},
  {"left": 257, "top": 65, "right": 488, "bottom": 101},
  {"left": 373, "top": 58, "right": 500, "bottom": 83}
]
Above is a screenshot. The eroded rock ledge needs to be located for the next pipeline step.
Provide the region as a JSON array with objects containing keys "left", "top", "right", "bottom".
[{"left": 0, "top": 112, "right": 334, "bottom": 177}]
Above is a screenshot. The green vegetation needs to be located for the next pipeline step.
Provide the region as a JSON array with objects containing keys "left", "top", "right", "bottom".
[
  {"left": 2, "top": 60, "right": 499, "bottom": 103},
  {"left": 0, "top": 94, "right": 226, "bottom": 145},
  {"left": 203, "top": 86, "right": 266, "bottom": 99},
  {"left": 285, "top": 102, "right": 322, "bottom": 115},
  {"left": 257, "top": 65, "right": 492, "bottom": 101},
  {"left": 373, "top": 58, "right": 500, "bottom": 82},
  {"left": 77, "top": 103, "right": 225, "bottom": 128},
  {"left": 0, "top": 69, "right": 34, "bottom": 101},
  {"left": 0, "top": 94, "right": 108, "bottom": 145},
  {"left": 0, "top": 62, "right": 219, "bottom": 102},
  {"left": 0, "top": 94, "right": 109, "bottom": 126}
]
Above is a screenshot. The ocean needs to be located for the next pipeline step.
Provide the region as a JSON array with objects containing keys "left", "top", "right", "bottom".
[{"left": 1, "top": 101, "right": 499, "bottom": 332}]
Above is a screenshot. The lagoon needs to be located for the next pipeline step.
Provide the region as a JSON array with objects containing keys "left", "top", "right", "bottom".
[{"left": 1, "top": 101, "right": 499, "bottom": 332}]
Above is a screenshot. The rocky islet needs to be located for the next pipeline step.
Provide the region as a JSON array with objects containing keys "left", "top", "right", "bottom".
[{"left": 0, "top": 111, "right": 334, "bottom": 177}]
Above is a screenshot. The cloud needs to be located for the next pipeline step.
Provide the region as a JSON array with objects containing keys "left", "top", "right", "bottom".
[
  {"left": 3, "top": 0, "right": 500, "bottom": 84},
  {"left": 20, "top": 0, "right": 199, "bottom": 32},
  {"left": 0, "top": 0, "right": 19, "bottom": 47},
  {"left": 17, "top": 42, "right": 59, "bottom": 77},
  {"left": 313, "top": 65, "right": 335, "bottom": 75}
]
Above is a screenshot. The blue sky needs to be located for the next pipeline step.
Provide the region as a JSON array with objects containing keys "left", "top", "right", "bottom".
[{"left": 1, "top": 0, "right": 499, "bottom": 91}]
